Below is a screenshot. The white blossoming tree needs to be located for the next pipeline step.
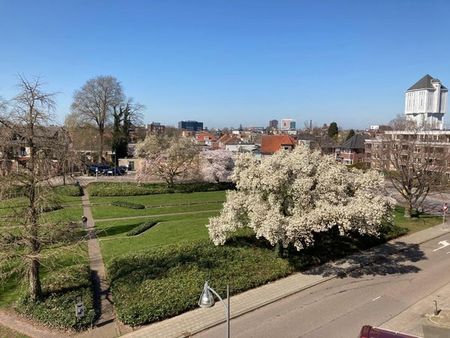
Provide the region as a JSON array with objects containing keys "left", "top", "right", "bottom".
[
  {"left": 200, "top": 149, "right": 234, "bottom": 183},
  {"left": 207, "top": 146, "right": 394, "bottom": 252},
  {"left": 136, "top": 134, "right": 200, "bottom": 187}
]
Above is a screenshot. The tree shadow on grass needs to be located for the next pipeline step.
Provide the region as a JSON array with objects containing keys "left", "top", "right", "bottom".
[{"left": 95, "top": 221, "right": 145, "bottom": 238}]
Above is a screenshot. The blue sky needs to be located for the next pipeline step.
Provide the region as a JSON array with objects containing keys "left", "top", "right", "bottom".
[{"left": 0, "top": 0, "right": 449, "bottom": 129}]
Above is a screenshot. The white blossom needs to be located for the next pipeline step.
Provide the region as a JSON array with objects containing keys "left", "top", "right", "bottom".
[
  {"left": 207, "top": 146, "right": 394, "bottom": 250},
  {"left": 200, "top": 150, "right": 234, "bottom": 183}
]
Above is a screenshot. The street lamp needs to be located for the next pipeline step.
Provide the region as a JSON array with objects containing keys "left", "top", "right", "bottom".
[{"left": 198, "top": 281, "right": 230, "bottom": 338}]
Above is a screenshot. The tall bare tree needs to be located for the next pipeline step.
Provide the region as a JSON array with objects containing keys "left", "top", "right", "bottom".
[
  {"left": 368, "top": 117, "right": 449, "bottom": 217},
  {"left": 0, "top": 76, "right": 57, "bottom": 300},
  {"left": 70, "top": 76, "right": 124, "bottom": 163}
]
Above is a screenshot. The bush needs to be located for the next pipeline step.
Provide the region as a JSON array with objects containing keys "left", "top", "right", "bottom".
[
  {"left": 111, "top": 201, "right": 145, "bottom": 209},
  {"left": 15, "top": 265, "right": 96, "bottom": 330},
  {"left": 126, "top": 221, "right": 158, "bottom": 236},
  {"left": 87, "top": 182, "right": 235, "bottom": 197},
  {"left": 107, "top": 239, "right": 292, "bottom": 326}
]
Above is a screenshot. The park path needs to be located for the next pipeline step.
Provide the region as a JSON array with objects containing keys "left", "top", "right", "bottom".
[{"left": 78, "top": 188, "right": 131, "bottom": 338}]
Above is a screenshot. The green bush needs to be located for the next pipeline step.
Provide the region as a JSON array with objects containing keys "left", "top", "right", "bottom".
[
  {"left": 107, "top": 239, "right": 292, "bottom": 326},
  {"left": 126, "top": 221, "right": 158, "bottom": 236},
  {"left": 87, "top": 182, "right": 235, "bottom": 197},
  {"left": 15, "top": 265, "right": 96, "bottom": 330},
  {"left": 111, "top": 201, "right": 145, "bottom": 209}
]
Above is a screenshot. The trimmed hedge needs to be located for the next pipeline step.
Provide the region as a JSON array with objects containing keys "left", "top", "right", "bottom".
[
  {"left": 16, "top": 265, "right": 96, "bottom": 330},
  {"left": 87, "top": 182, "right": 235, "bottom": 197},
  {"left": 126, "top": 221, "right": 158, "bottom": 236},
  {"left": 111, "top": 201, "right": 145, "bottom": 209},
  {"left": 107, "top": 239, "right": 292, "bottom": 326}
]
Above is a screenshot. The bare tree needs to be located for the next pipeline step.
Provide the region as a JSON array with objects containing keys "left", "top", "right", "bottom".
[
  {"left": 70, "top": 76, "right": 124, "bottom": 163},
  {"left": 0, "top": 76, "right": 58, "bottom": 300},
  {"left": 368, "top": 127, "right": 449, "bottom": 217}
]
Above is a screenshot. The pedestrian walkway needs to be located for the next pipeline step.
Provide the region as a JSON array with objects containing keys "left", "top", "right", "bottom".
[
  {"left": 123, "top": 222, "right": 450, "bottom": 338},
  {"left": 0, "top": 310, "right": 61, "bottom": 338},
  {"left": 79, "top": 189, "right": 131, "bottom": 338}
]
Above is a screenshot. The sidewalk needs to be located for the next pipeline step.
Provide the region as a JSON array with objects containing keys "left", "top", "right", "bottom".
[
  {"left": 123, "top": 222, "right": 450, "bottom": 338},
  {"left": 382, "top": 275, "right": 450, "bottom": 337}
]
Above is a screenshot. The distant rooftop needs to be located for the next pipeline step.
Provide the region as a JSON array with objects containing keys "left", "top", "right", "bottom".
[{"left": 407, "top": 74, "right": 448, "bottom": 91}]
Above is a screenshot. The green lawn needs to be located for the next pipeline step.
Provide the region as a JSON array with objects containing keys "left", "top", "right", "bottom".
[
  {"left": 98, "top": 212, "right": 219, "bottom": 263},
  {"left": 0, "top": 187, "right": 95, "bottom": 330},
  {"left": 90, "top": 190, "right": 226, "bottom": 206}
]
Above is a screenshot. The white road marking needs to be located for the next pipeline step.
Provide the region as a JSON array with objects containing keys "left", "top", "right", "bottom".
[
  {"left": 372, "top": 296, "right": 382, "bottom": 301},
  {"left": 433, "top": 240, "right": 450, "bottom": 252}
]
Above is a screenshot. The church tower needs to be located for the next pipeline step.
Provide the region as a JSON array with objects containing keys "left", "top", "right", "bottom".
[{"left": 405, "top": 74, "right": 448, "bottom": 130}]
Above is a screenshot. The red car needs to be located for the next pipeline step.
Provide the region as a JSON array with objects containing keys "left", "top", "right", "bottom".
[{"left": 359, "top": 325, "right": 421, "bottom": 338}]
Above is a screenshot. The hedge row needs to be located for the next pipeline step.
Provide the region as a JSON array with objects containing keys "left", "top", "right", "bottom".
[
  {"left": 112, "top": 201, "right": 145, "bottom": 209},
  {"left": 15, "top": 265, "right": 96, "bottom": 330},
  {"left": 3, "top": 184, "right": 83, "bottom": 199},
  {"left": 126, "top": 221, "right": 158, "bottom": 236},
  {"left": 87, "top": 182, "right": 235, "bottom": 197},
  {"left": 107, "top": 239, "right": 292, "bottom": 326}
]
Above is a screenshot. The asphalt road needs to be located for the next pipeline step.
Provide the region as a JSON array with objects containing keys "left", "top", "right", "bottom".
[{"left": 195, "top": 232, "right": 450, "bottom": 338}]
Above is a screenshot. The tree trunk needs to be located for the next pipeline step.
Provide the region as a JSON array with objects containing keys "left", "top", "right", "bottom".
[
  {"left": 275, "top": 240, "right": 284, "bottom": 258},
  {"left": 29, "top": 257, "right": 42, "bottom": 301},
  {"left": 404, "top": 202, "right": 413, "bottom": 218},
  {"left": 99, "top": 130, "right": 104, "bottom": 163}
]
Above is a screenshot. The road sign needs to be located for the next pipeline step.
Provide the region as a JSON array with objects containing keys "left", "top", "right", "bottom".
[{"left": 444, "top": 203, "right": 448, "bottom": 212}]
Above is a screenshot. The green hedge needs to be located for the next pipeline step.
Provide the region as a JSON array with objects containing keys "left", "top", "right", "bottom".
[
  {"left": 111, "top": 201, "right": 145, "bottom": 209},
  {"left": 15, "top": 265, "right": 96, "bottom": 330},
  {"left": 107, "top": 239, "right": 292, "bottom": 326},
  {"left": 87, "top": 182, "right": 235, "bottom": 197},
  {"left": 126, "top": 221, "right": 158, "bottom": 236}
]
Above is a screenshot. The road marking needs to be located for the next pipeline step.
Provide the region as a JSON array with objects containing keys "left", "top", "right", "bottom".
[
  {"left": 433, "top": 240, "right": 450, "bottom": 252},
  {"left": 372, "top": 296, "right": 381, "bottom": 301}
]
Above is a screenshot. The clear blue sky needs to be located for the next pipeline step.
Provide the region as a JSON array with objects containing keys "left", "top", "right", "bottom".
[{"left": 1, "top": 0, "right": 449, "bottom": 129}]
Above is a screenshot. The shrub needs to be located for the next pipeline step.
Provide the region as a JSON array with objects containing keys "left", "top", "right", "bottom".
[
  {"left": 126, "top": 221, "right": 158, "bottom": 236},
  {"left": 87, "top": 182, "right": 235, "bottom": 197},
  {"left": 111, "top": 201, "right": 145, "bottom": 209},
  {"left": 15, "top": 265, "right": 96, "bottom": 330},
  {"left": 107, "top": 239, "right": 292, "bottom": 326}
]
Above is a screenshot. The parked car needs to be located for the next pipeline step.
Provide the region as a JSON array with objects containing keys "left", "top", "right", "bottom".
[
  {"left": 106, "top": 167, "right": 125, "bottom": 176},
  {"left": 359, "top": 325, "right": 420, "bottom": 338},
  {"left": 88, "top": 164, "right": 110, "bottom": 176}
]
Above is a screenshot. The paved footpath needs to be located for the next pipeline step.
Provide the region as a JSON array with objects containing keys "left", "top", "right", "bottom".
[
  {"left": 124, "top": 222, "right": 450, "bottom": 338},
  {"left": 78, "top": 189, "right": 131, "bottom": 338}
]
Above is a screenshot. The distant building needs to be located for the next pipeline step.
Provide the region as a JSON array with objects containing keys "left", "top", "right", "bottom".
[
  {"left": 178, "top": 120, "right": 203, "bottom": 132},
  {"left": 335, "top": 134, "right": 368, "bottom": 165},
  {"left": 260, "top": 135, "right": 296, "bottom": 156},
  {"left": 280, "top": 119, "right": 296, "bottom": 131},
  {"left": 405, "top": 74, "right": 448, "bottom": 130},
  {"left": 269, "top": 120, "right": 278, "bottom": 129},
  {"left": 147, "top": 122, "right": 166, "bottom": 134}
]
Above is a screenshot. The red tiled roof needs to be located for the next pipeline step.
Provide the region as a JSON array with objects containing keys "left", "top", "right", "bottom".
[
  {"left": 195, "top": 132, "right": 217, "bottom": 142},
  {"left": 261, "top": 135, "right": 296, "bottom": 155}
]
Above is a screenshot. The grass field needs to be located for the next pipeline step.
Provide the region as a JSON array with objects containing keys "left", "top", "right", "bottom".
[{"left": 0, "top": 187, "right": 95, "bottom": 330}]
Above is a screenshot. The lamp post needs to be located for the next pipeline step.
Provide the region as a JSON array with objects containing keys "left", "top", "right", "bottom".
[{"left": 198, "top": 281, "right": 230, "bottom": 338}]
